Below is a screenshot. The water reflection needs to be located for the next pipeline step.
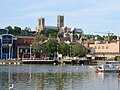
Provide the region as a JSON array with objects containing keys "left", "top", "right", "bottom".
[{"left": 0, "top": 65, "right": 120, "bottom": 90}]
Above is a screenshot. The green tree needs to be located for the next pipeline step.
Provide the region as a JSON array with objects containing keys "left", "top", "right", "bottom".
[
  {"left": 5, "top": 26, "right": 13, "bottom": 34},
  {"left": 32, "top": 42, "right": 44, "bottom": 58},
  {"left": 97, "top": 35, "right": 104, "bottom": 41},
  {"left": 58, "top": 41, "right": 69, "bottom": 56},
  {"left": 32, "top": 35, "right": 46, "bottom": 58},
  {"left": 20, "top": 27, "right": 31, "bottom": 36},
  {"left": 44, "top": 29, "right": 58, "bottom": 37},
  {"left": 21, "top": 30, "right": 29, "bottom": 36},
  {"left": 35, "top": 35, "right": 46, "bottom": 42},
  {"left": 5, "top": 26, "right": 31, "bottom": 36},
  {"left": 14, "top": 26, "right": 21, "bottom": 35},
  {"left": 45, "top": 39, "right": 58, "bottom": 54},
  {"left": 85, "top": 34, "right": 94, "bottom": 39},
  {"left": 24, "top": 27, "right": 31, "bottom": 31},
  {"left": 72, "top": 43, "right": 87, "bottom": 57}
]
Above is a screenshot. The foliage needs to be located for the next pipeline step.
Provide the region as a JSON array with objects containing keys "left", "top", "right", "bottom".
[
  {"left": 44, "top": 39, "right": 58, "bottom": 54},
  {"left": 58, "top": 33, "right": 63, "bottom": 38},
  {"left": 71, "top": 43, "right": 87, "bottom": 57},
  {"left": 85, "top": 34, "right": 94, "bottom": 39},
  {"left": 20, "top": 30, "right": 29, "bottom": 36},
  {"left": 58, "top": 41, "right": 69, "bottom": 56},
  {"left": 116, "top": 56, "right": 120, "bottom": 62},
  {"left": 32, "top": 42, "right": 44, "bottom": 58},
  {"left": 97, "top": 35, "right": 104, "bottom": 41},
  {"left": 41, "top": 29, "right": 58, "bottom": 38},
  {"left": 5, "top": 26, "right": 31, "bottom": 36},
  {"left": 35, "top": 35, "right": 46, "bottom": 42},
  {"left": 32, "top": 35, "right": 46, "bottom": 58}
]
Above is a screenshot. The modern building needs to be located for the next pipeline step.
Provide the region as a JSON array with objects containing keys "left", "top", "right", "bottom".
[
  {"left": 0, "top": 29, "right": 17, "bottom": 60},
  {"left": 0, "top": 29, "right": 35, "bottom": 60}
]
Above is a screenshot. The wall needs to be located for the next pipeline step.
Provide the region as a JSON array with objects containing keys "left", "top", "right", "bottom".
[{"left": 89, "top": 42, "right": 120, "bottom": 54}]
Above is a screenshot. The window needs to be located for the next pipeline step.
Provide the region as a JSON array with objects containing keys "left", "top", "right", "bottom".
[
  {"left": 106, "top": 46, "right": 109, "bottom": 49},
  {"left": 98, "top": 46, "right": 100, "bottom": 49},
  {"left": 94, "top": 46, "right": 96, "bottom": 49},
  {"left": 25, "top": 49, "right": 28, "bottom": 53},
  {"left": 102, "top": 46, "right": 104, "bottom": 49},
  {"left": 20, "top": 49, "right": 23, "bottom": 53}
]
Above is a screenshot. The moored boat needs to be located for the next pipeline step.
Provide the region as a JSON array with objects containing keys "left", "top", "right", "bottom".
[{"left": 97, "top": 64, "right": 119, "bottom": 72}]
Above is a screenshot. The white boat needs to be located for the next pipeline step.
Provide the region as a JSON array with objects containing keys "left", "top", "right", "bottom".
[{"left": 97, "top": 64, "right": 119, "bottom": 72}]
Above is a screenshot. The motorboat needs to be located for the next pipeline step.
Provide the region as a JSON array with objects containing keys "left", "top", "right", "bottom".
[{"left": 97, "top": 64, "right": 119, "bottom": 72}]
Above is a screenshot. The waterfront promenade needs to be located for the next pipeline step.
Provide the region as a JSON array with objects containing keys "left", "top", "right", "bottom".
[{"left": 0, "top": 58, "right": 97, "bottom": 65}]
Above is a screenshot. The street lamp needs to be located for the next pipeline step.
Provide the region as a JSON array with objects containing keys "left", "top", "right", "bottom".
[
  {"left": 9, "top": 44, "right": 11, "bottom": 60},
  {"left": 70, "top": 45, "right": 71, "bottom": 58},
  {"left": 57, "top": 45, "right": 58, "bottom": 60},
  {"left": 30, "top": 44, "right": 32, "bottom": 60}
]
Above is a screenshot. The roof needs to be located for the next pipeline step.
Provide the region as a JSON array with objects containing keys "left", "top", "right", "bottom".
[
  {"left": 45, "top": 26, "right": 58, "bottom": 30},
  {"left": 0, "top": 34, "right": 14, "bottom": 37},
  {"left": 15, "top": 36, "right": 35, "bottom": 39},
  {"left": 0, "top": 29, "right": 8, "bottom": 35}
]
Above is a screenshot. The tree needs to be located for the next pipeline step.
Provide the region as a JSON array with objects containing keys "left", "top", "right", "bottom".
[
  {"left": 58, "top": 41, "right": 69, "bottom": 56},
  {"left": 72, "top": 43, "right": 87, "bottom": 57},
  {"left": 44, "top": 29, "right": 58, "bottom": 38},
  {"left": 14, "top": 26, "right": 21, "bottom": 35},
  {"left": 45, "top": 39, "right": 58, "bottom": 54},
  {"left": 20, "top": 27, "right": 31, "bottom": 36},
  {"left": 21, "top": 30, "right": 29, "bottom": 36},
  {"left": 32, "top": 42, "right": 44, "bottom": 58},
  {"left": 5, "top": 26, "right": 13, "bottom": 34},
  {"left": 32, "top": 35, "right": 46, "bottom": 58},
  {"left": 97, "top": 35, "right": 104, "bottom": 41},
  {"left": 5, "top": 26, "right": 31, "bottom": 36},
  {"left": 24, "top": 27, "right": 31, "bottom": 31},
  {"left": 44, "top": 39, "right": 58, "bottom": 59},
  {"left": 35, "top": 35, "right": 46, "bottom": 42}
]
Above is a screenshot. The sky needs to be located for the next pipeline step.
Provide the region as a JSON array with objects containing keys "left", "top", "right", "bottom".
[{"left": 0, "top": 0, "right": 120, "bottom": 35}]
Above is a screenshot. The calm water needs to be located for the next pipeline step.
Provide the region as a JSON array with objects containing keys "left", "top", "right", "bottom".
[{"left": 0, "top": 65, "right": 120, "bottom": 90}]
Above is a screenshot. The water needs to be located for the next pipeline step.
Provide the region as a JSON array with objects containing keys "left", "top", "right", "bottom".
[{"left": 0, "top": 65, "right": 120, "bottom": 90}]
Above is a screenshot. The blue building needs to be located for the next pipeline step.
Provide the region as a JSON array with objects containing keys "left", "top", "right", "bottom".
[{"left": 0, "top": 29, "right": 17, "bottom": 60}]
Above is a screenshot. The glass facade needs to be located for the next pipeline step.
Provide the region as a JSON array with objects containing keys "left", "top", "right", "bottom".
[{"left": 0, "top": 29, "right": 16, "bottom": 60}]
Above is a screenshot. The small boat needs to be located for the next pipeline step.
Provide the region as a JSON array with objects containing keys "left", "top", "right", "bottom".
[{"left": 97, "top": 64, "right": 119, "bottom": 72}]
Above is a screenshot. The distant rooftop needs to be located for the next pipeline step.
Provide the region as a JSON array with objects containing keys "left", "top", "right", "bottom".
[
  {"left": 45, "top": 26, "right": 58, "bottom": 30},
  {"left": 44, "top": 26, "right": 83, "bottom": 33}
]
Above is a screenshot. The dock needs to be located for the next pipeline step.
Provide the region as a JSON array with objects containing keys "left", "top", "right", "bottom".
[
  {"left": 0, "top": 58, "right": 97, "bottom": 65},
  {"left": 0, "top": 60, "right": 22, "bottom": 65}
]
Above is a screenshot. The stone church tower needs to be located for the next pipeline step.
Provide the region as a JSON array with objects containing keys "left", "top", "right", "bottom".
[
  {"left": 36, "top": 18, "right": 45, "bottom": 32},
  {"left": 57, "top": 15, "right": 64, "bottom": 30}
]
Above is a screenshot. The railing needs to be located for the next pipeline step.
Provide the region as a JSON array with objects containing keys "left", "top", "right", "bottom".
[{"left": 10, "top": 58, "right": 49, "bottom": 61}]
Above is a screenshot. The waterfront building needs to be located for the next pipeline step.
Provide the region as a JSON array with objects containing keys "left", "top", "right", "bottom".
[
  {"left": 15, "top": 36, "right": 34, "bottom": 59},
  {"left": 0, "top": 29, "right": 35, "bottom": 60},
  {"left": 88, "top": 36, "right": 120, "bottom": 60},
  {"left": 0, "top": 29, "right": 17, "bottom": 60}
]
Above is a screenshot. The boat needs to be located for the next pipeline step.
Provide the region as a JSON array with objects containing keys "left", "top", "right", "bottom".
[{"left": 97, "top": 64, "right": 119, "bottom": 72}]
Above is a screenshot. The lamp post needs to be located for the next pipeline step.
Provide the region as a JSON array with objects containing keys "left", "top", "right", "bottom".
[
  {"left": 70, "top": 45, "right": 71, "bottom": 58},
  {"left": 30, "top": 44, "right": 32, "bottom": 60},
  {"left": 57, "top": 45, "right": 58, "bottom": 60},
  {"left": 9, "top": 44, "right": 12, "bottom": 60}
]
